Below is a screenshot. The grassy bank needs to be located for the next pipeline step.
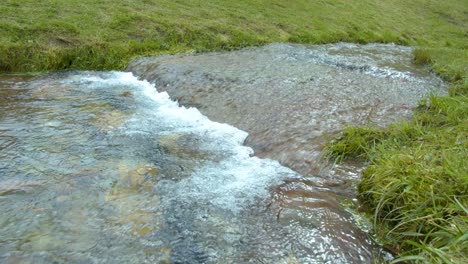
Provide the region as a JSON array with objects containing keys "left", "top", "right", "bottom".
[
  {"left": 326, "top": 93, "right": 467, "bottom": 263},
  {"left": 0, "top": 0, "right": 466, "bottom": 72}
]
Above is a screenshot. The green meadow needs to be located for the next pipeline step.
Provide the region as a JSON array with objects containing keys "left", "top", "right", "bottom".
[
  {"left": 1, "top": 0, "right": 467, "bottom": 262},
  {"left": 0, "top": 0, "right": 466, "bottom": 74}
]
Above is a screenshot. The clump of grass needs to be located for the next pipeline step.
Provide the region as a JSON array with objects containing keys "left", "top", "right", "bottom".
[
  {"left": 326, "top": 92, "right": 468, "bottom": 262},
  {"left": 448, "top": 81, "right": 467, "bottom": 96},
  {"left": 325, "top": 126, "right": 387, "bottom": 162},
  {"left": 413, "top": 49, "right": 432, "bottom": 65},
  {"left": 411, "top": 48, "right": 467, "bottom": 84}
]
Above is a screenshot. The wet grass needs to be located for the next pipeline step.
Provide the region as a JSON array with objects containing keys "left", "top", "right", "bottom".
[
  {"left": 0, "top": 0, "right": 467, "bottom": 72},
  {"left": 326, "top": 93, "right": 468, "bottom": 262}
]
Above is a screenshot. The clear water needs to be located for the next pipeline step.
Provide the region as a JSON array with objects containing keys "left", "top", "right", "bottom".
[
  {"left": 0, "top": 71, "right": 371, "bottom": 263},
  {"left": 127, "top": 42, "right": 446, "bottom": 182},
  {"left": 1, "top": 43, "right": 446, "bottom": 263}
]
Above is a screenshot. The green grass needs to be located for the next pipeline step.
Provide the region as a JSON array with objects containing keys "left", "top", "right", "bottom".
[
  {"left": 0, "top": 0, "right": 467, "bottom": 72},
  {"left": 326, "top": 94, "right": 468, "bottom": 263}
]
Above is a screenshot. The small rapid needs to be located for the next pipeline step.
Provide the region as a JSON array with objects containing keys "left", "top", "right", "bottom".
[
  {"left": 127, "top": 42, "right": 446, "bottom": 183},
  {"left": 1, "top": 71, "right": 376, "bottom": 263}
]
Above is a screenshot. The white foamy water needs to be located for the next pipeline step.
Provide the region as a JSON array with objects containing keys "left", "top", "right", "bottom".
[{"left": 103, "top": 72, "right": 300, "bottom": 212}]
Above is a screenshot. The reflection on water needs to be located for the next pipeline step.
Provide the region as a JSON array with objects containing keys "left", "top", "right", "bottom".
[{"left": 0, "top": 71, "right": 379, "bottom": 263}]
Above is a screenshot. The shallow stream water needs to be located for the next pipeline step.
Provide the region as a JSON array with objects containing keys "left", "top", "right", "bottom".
[
  {"left": 127, "top": 43, "right": 446, "bottom": 181},
  {"left": 1, "top": 43, "right": 446, "bottom": 263}
]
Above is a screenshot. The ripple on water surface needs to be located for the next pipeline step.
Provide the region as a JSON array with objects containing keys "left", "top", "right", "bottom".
[
  {"left": 0, "top": 71, "right": 380, "bottom": 263},
  {"left": 127, "top": 43, "right": 447, "bottom": 180}
]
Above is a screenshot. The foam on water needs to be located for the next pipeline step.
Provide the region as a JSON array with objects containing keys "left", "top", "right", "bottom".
[{"left": 102, "top": 72, "right": 299, "bottom": 212}]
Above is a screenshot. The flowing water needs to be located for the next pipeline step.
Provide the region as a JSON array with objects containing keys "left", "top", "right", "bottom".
[
  {"left": 127, "top": 43, "right": 446, "bottom": 182},
  {"left": 1, "top": 43, "right": 446, "bottom": 263}
]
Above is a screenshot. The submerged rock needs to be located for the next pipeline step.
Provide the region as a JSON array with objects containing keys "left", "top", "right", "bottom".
[
  {"left": 159, "top": 133, "right": 208, "bottom": 160},
  {"left": 30, "top": 83, "right": 72, "bottom": 100},
  {"left": 0, "top": 180, "right": 42, "bottom": 196},
  {"left": 106, "top": 163, "right": 164, "bottom": 237}
]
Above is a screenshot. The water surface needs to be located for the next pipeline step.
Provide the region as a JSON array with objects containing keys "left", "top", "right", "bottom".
[
  {"left": 0, "top": 43, "right": 446, "bottom": 263},
  {"left": 127, "top": 43, "right": 446, "bottom": 182},
  {"left": 0, "top": 71, "right": 376, "bottom": 263}
]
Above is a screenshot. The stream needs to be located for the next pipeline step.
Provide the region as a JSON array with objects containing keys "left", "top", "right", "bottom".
[{"left": 1, "top": 43, "right": 445, "bottom": 263}]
